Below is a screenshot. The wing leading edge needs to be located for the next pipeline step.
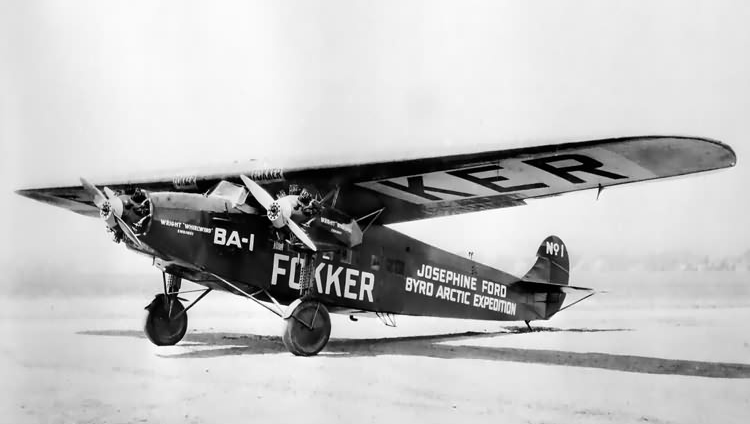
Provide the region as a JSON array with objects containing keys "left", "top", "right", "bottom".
[{"left": 16, "top": 136, "right": 736, "bottom": 224}]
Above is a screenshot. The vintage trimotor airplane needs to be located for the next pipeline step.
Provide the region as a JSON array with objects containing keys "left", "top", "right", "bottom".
[{"left": 16, "top": 136, "right": 736, "bottom": 355}]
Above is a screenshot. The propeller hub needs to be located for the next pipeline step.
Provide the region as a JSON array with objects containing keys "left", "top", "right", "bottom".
[
  {"left": 80, "top": 177, "right": 143, "bottom": 247},
  {"left": 100, "top": 201, "right": 112, "bottom": 220},
  {"left": 267, "top": 202, "right": 282, "bottom": 222},
  {"left": 240, "top": 175, "right": 317, "bottom": 251}
]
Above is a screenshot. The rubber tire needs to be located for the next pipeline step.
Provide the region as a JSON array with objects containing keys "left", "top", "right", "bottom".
[
  {"left": 144, "top": 294, "right": 188, "bottom": 346},
  {"left": 282, "top": 301, "right": 331, "bottom": 356}
]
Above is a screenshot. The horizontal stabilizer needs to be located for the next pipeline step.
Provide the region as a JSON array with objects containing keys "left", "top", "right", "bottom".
[{"left": 515, "top": 280, "right": 594, "bottom": 294}]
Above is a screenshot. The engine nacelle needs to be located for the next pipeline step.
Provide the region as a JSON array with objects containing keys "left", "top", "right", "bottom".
[{"left": 307, "top": 208, "right": 363, "bottom": 250}]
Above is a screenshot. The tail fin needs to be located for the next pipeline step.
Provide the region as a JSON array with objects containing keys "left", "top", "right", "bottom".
[
  {"left": 516, "top": 236, "right": 581, "bottom": 320},
  {"left": 522, "top": 235, "right": 569, "bottom": 285}
]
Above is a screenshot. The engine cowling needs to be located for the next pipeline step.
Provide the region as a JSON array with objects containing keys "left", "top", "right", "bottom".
[{"left": 307, "top": 207, "right": 363, "bottom": 250}]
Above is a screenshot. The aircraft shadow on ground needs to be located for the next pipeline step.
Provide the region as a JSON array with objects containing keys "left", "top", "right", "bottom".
[{"left": 77, "top": 327, "right": 750, "bottom": 379}]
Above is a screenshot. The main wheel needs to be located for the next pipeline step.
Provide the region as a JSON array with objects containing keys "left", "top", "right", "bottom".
[
  {"left": 282, "top": 301, "right": 331, "bottom": 356},
  {"left": 144, "top": 294, "right": 188, "bottom": 346}
]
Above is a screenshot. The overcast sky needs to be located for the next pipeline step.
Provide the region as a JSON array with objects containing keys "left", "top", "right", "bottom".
[{"left": 1, "top": 1, "right": 749, "bottom": 281}]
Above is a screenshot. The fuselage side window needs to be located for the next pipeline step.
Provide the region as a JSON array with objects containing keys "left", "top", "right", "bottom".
[
  {"left": 395, "top": 260, "right": 404, "bottom": 275},
  {"left": 385, "top": 258, "right": 405, "bottom": 275},
  {"left": 370, "top": 254, "right": 381, "bottom": 271},
  {"left": 340, "top": 248, "right": 353, "bottom": 264}
]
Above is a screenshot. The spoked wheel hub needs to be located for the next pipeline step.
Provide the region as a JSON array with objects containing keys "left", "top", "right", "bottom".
[
  {"left": 282, "top": 300, "right": 331, "bottom": 356},
  {"left": 144, "top": 294, "right": 188, "bottom": 346}
]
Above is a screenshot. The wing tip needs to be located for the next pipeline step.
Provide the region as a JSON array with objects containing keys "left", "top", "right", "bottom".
[
  {"left": 675, "top": 135, "right": 737, "bottom": 168},
  {"left": 15, "top": 188, "right": 42, "bottom": 200},
  {"left": 14, "top": 186, "right": 99, "bottom": 217},
  {"left": 629, "top": 134, "right": 737, "bottom": 172},
  {"left": 704, "top": 137, "right": 737, "bottom": 168},
  {"left": 623, "top": 134, "right": 737, "bottom": 168}
]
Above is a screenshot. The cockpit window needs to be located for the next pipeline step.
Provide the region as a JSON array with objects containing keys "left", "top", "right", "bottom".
[{"left": 206, "top": 181, "right": 249, "bottom": 206}]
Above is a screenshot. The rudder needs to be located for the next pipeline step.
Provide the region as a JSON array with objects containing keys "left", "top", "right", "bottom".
[{"left": 522, "top": 235, "right": 569, "bottom": 286}]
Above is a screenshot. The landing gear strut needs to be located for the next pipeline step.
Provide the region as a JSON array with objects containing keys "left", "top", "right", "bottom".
[
  {"left": 281, "top": 252, "right": 331, "bottom": 356},
  {"left": 282, "top": 300, "right": 331, "bottom": 356},
  {"left": 144, "top": 293, "right": 188, "bottom": 346},
  {"left": 210, "top": 265, "right": 332, "bottom": 356},
  {"left": 144, "top": 274, "right": 192, "bottom": 346}
]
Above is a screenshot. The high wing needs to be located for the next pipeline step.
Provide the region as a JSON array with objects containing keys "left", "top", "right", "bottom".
[{"left": 16, "top": 136, "right": 736, "bottom": 224}]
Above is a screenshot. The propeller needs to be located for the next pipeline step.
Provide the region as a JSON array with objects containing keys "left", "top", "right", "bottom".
[
  {"left": 80, "top": 178, "right": 143, "bottom": 247},
  {"left": 240, "top": 175, "right": 317, "bottom": 252},
  {"left": 80, "top": 177, "right": 107, "bottom": 209}
]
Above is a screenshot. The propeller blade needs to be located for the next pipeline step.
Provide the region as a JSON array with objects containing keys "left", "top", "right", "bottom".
[
  {"left": 241, "top": 174, "right": 316, "bottom": 251},
  {"left": 287, "top": 220, "right": 317, "bottom": 251},
  {"left": 80, "top": 177, "right": 106, "bottom": 208},
  {"left": 114, "top": 215, "right": 143, "bottom": 247},
  {"left": 239, "top": 175, "right": 274, "bottom": 210},
  {"left": 102, "top": 187, "right": 124, "bottom": 217}
]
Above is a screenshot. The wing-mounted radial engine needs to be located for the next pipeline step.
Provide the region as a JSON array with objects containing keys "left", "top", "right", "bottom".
[
  {"left": 239, "top": 175, "right": 363, "bottom": 253},
  {"left": 305, "top": 199, "right": 363, "bottom": 250}
]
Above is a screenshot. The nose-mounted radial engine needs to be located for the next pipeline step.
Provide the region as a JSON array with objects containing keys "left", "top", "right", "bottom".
[{"left": 80, "top": 178, "right": 152, "bottom": 246}]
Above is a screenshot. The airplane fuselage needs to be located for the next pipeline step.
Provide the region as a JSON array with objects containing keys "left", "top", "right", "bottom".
[{"left": 138, "top": 192, "right": 557, "bottom": 322}]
